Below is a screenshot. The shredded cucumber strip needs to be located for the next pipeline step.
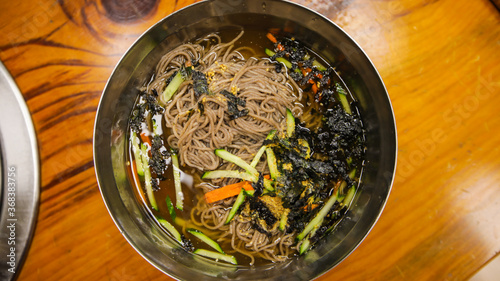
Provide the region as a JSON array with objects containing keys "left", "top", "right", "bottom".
[
  {"left": 225, "top": 188, "right": 246, "bottom": 224},
  {"left": 193, "top": 249, "right": 238, "bottom": 265},
  {"left": 250, "top": 130, "right": 276, "bottom": 168},
  {"left": 202, "top": 170, "right": 254, "bottom": 182},
  {"left": 297, "top": 190, "right": 338, "bottom": 241},
  {"left": 265, "top": 147, "right": 280, "bottom": 180},
  {"left": 215, "top": 149, "right": 258, "bottom": 177},
  {"left": 343, "top": 186, "right": 356, "bottom": 207},
  {"left": 131, "top": 131, "right": 144, "bottom": 176},
  {"left": 171, "top": 151, "right": 183, "bottom": 210},
  {"left": 187, "top": 229, "right": 224, "bottom": 254},
  {"left": 286, "top": 108, "right": 295, "bottom": 138},
  {"left": 162, "top": 70, "right": 185, "bottom": 103},
  {"left": 335, "top": 82, "right": 352, "bottom": 114},
  {"left": 157, "top": 218, "right": 182, "bottom": 244},
  {"left": 140, "top": 143, "right": 157, "bottom": 210}
]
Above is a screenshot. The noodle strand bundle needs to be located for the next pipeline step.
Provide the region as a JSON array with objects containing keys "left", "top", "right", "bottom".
[{"left": 145, "top": 31, "right": 303, "bottom": 263}]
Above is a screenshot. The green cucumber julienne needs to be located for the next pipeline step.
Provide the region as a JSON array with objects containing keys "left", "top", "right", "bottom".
[
  {"left": 162, "top": 66, "right": 192, "bottom": 103},
  {"left": 343, "top": 186, "right": 356, "bottom": 207},
  {"left": 335, "top": 82, "right": 352, "bottom": 115},
  {"left": 299, "top": 235, "right": 311, "bottom": 255},
  {"left": 162, "top": 71, "right": 183, "bottom": 103},
  {"left": 225, "top": 188, "right": 246, "bottom": 224},
  {"left": 279, "top": 209, "right": 289, "bottom": 232},
  {"left": 250, "top": 130, "right": 276, "bottom": 168},
  {"left": 193, "top": 249, "right": 238, "bottom": 265},
  {"left": 299, "top": 218, "right": 322, "bottom": 255},
  {"left": 165, "top": 196, "right": 176, "bottom": 221},
  {"left": 285, "top": 108, "right": 295, "bottom": 138},
  {"left": 265, "top": 49, "right": 291, "bottom": 69},
  {"left": 265, "top": 48, "right": 295, "bottom": 70},
  {"left": 264, "top": 48, "right": 275, "bottom": 57},
  {"left": 157, "top": 218, "right": 182, "bottom": 244},
  {"left": 266, "top": 48, "right": 326, "bottom": 72},
  {"left": 215, "top": 149, "right": 259, "bottom": 177},
  {"left": 337, "top": 169, "right": 357, "bottom": 204},
  {"left": 202, "top": 170, "right": 254, "bottom": 182},
  {"left": 244, "top": 189, "right": 255, "bottom": 197},
  {"left": 213, "top": 149, "right": 274, "bottom": 191},
  {"left": 140, "top": 143, "right": 158, "bottom": 210},
  {"left": 202, "top": 169, "right": 276, "bottom": 191},
  {"left": 131, "top": 131, "right": 144, "bottom": 177},
  {"left": 296, "top": 189, "right": 339, "bottom": 241},
  {"left": 265, "top": 147, "right": 280, "bottom": 180},
  {"left": 171, "top": 151, "right": 183, "bottom": 210},
  {"left": 187, "top": 229, "right": 224, "bottom": 254}
]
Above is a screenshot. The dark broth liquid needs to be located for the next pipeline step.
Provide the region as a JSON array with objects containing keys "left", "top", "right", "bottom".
[{"left": 127, "top": 28, "right": 361, "bottom": 266}]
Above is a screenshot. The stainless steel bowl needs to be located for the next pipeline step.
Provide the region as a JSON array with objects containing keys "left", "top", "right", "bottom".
[{"left": 94, "top": 0, "right": 397, "bottom": 280}]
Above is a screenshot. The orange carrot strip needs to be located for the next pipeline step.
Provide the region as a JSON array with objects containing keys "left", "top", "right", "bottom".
[
  {"left": 277, "top": 44, "right": 285, "bottom": 51},
  {"left": 204, "top": 175, "right": 271, "bottom": 204},
  {"left": 131, "top": 161, "right": 140, "bottom": 183},
  {"left": 312, "top": 83, "right": 318, "bottom": 94},
  {"left": 267, "top": 32, "right": 278, "bottom": 44},
  {"left": 205, "top": 181, "right": 254, "bottom": 204},
  {"left": 140, "top": 133, "right": 151, "bottom": 147},
  {"left": 303, "top": 204, "right": 319, "bottom": 211},
  {"left": 302, "top": 68, "right": 313, "bottom": 77},
  {"left": 268, "top": 28, "right": 281, "bottom": 34}
]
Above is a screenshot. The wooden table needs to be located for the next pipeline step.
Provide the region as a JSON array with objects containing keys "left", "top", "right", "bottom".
[{"left": 1, "top": 0, "right": 498, "bottom": 280}]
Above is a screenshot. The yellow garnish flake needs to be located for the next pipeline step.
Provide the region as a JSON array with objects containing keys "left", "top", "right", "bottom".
[
  {"left": 206, "top": 70, "right": 215, "bottom": 84},
  {"left": 283, "top": 163, "right": 293, "bottom": 171},
  {"left": 230, "top": 85, "right": 239, "bottom": 94}
]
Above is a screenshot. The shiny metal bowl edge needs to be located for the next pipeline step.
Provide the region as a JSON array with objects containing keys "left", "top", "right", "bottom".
[{"left": 94, "top": 0, "right": 397, "bottom": 280}]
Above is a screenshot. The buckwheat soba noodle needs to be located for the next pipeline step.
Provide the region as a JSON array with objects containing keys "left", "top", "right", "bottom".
[{"left": 128, "top": 30, "right": 365, "bottom": 266}]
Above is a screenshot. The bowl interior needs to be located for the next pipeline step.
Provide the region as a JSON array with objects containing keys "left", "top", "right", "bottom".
[{"left": 94, "top": 0, "right": 397, "bottom": 280}]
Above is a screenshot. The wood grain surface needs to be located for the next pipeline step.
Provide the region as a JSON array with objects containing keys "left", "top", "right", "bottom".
[{"left": 0, "top": 0, "right": 498, "bottom": 280}]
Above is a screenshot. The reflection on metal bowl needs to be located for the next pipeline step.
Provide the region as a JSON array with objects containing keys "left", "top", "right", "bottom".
[
  {"left": 0, "top": 62, "right": 39, "bottom": 281},
  {"left": 94, "top": 0, "right": 397, "bottom": 280}
]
